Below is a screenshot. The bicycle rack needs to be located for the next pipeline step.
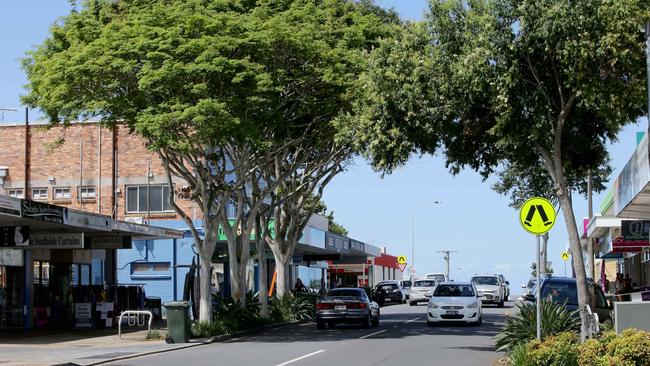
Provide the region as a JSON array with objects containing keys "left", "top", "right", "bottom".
[{"left": 118, "top": 310, "right": 153, "bottom": 339}]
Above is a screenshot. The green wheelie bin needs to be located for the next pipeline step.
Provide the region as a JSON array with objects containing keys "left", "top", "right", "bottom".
[{"left": 163, "top": 301, "right": 192, "bottom": 343}]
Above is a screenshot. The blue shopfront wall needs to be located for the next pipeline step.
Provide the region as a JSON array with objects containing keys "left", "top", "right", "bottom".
[{"left": 117, "top": 220, "right": 200, "bottom": 304}]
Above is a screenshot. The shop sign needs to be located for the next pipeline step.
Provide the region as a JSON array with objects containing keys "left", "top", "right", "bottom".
[
  {"left": 29, "top": 233, "right": 84, "bottom": 249},
  {"left": 0, "top": 196, "right": 21, "bottom": 217},
  {"left": 357, "top": 278, "right": 368, "bottom": 287},
  {"left": 619, "top": 220, "right": 650, "bottom": 246},
  {"left": 615, "top": 134, "right": 650, "bottom": 215},
  {"left": 0, "top": 226, "right": 29, "bottom": 247},
  {"left": 217, "top": 219, "right": 275, "bottom": 241},
  {"left": 21, "top": 200, "right": 68, "bottom": 224},
  {"left": 0, "top": 248, "right": 23, "bottom": 266},
  {"left": 85, "top": 235, "right": 131, "bottom": 249},
  {"left": 75, "top": 303, "right": 93, "bottom": 328}
]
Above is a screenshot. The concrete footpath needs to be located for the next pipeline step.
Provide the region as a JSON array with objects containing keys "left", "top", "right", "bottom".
[{"left": 0, "top": 329, "right": 206, "bottom": 366}]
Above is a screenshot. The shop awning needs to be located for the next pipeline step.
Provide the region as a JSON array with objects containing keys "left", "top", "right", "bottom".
[{"left": 0, "top": 196, "right": 183, "bottom": 249}]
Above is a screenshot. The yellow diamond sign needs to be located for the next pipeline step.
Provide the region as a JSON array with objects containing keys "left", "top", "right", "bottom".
[
  {"left": 397, "top": 255, "right": 407, "bottom": 265},
  {"left": 519, "top": 197, "right": 556, "bottom": 235},
  {"left": 561, "top": 251, "right": 570, "bottom": 261}
]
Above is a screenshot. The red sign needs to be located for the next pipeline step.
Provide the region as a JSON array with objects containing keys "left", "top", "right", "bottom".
[
  {"left": 397, "top": 263, "right": 407, "bottom": 272},
  {"left": 358, "top": 278, "right": 368, "bottom": 287}
]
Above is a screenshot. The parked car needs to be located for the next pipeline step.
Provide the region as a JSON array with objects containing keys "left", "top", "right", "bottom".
[
  {"left": 409, "top": 279, "right": 438, "bottom": 306},
  {"left": 374, "top": 281, "right": 406, "bottom": 306},
  {"left": 495, "top": 274, "right": 510, "bottom": 301},
  {"left": 425, "top": 273, "right": 449, "bottom": 283},
  {"left": 524, "top": 276, "right": 612, "bottom": 324},
  {"left": 427, "top": 282, "right": 482, "bottom": 326},
  {"left": 401, "top": 280, "right": 412, "bottom": 300},
  {"left": 471, "top": 275, "right": 505, "bottom": 307},
  {"left": 521, "top": 278, "right": 537, "bottom": 298},
  {"left": 316, "top": 288, "right": 380, "bottom": 329}
]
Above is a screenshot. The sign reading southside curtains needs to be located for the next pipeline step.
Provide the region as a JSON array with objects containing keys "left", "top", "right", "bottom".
[
  {"left": 21, "top": 200, "right": 68, "bottom": 224},
  {"left": 29, "top": 233, "right": 84, "bottom": 249}
]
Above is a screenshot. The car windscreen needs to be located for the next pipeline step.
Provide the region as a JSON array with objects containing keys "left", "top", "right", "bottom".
[
  {"left": 414, "top": 280, "right": 437, "bottom": 287},
  {"left": 328, "top": 289, "right": 362, "bottom": 297},
  {"left": 402, "top": 281, "right": 412, "bottom": 288},
  {"left": 541, "top": 281, "right": 578, "bottom": 305},
  {"left": 427, "top": 274, "right": 446, "bottom": 282},
  {"left": 433, "top": 285, "right": 475, "bottom": 297},
  {"left": 527, "top": 279, "right": 536, "bottom": 288},
  {"left": 471, "top": 277, "right": 499, "bottom": 286}
]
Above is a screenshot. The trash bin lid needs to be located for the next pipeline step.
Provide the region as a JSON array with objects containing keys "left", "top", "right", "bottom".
[{"left": 162, "top": 301, "right": 192, "bottom": 308}]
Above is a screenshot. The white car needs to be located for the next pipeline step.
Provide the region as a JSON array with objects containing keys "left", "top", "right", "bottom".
[
  {"left": 425, "top": 273, "right": 449, "bottom": 283},
  {"left": 409, "top": 279, "right": 437, "bottom": 305},
  {"left": 471, "top": 275, "right": 505, "bottom": 307},
  {"left": 427, "top": 282, "right": 482, "bottom": 326}
]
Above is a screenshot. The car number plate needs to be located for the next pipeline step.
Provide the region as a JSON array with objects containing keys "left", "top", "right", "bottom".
[
  {"left": 385, "top": 297, "right": 391, "bottom": 302},
  {"left": 334, "top": 305, "right": 346, "bottom": 311},
  {"left": 446, "top": 310, "right": 458, "bottom": 315}
]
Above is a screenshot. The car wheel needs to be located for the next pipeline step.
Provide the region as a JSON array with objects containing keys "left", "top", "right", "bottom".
[
  {"left": 409, "top": 301, "right": 415, "bottom": 306},
  {"left": 402, "top": 298, "right": 407, "bottom": 304},
  {"left": 372, "top": 313, "right": 380, "bottom": 327},
  {"left": 504, "top": 295, "right": 509, "bottom": 302},
  {"left": 427, "top": 320, "right": 434, "bottom": 327},
  {"left": 316, "top": 321, "right": 325, "bottom": 330},
  {"left": 497, "top": 300, "right": 504, "bottom": 308}
]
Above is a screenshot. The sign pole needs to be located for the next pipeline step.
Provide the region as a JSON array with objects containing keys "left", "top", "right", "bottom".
[{"left": 536, "top": 234, "right": 542, "bottom": 340}]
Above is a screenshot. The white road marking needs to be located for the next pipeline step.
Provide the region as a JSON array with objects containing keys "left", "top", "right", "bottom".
[
  {"left": 359, "top": 330, "right": 387, "bottom": 339},
  {"left": 403, "top": 317, "right": 420, "bottom": 324},
  {"left": 275, "top": 350, "right": 325, "bottom": 366}
]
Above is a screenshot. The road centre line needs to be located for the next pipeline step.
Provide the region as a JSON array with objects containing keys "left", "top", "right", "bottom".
[
  {"left": 403, "top": 317, "right": 420, "bottom": 324},
  {"left": 275, "top": 350, "right": 325, "bottom": 366},
  {"left": 359, "top": 330, "right": 387, "bottom": 339}
]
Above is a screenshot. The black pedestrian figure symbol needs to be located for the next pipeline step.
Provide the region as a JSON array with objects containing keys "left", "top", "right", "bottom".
[{"left": 524, "top": 205, "right": 553, "bottom": 227}]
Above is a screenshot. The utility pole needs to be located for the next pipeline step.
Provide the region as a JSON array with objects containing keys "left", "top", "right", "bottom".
[
  {"left": 438, "top": 250, "right": 458, "bottom": 280},
  {"left": 411, "top": 201, "right": 441, "bottom": 279}
]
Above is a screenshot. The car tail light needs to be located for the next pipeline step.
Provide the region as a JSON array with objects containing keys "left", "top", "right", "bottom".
[
  {"left": 317, "top": 303, "right": 334, "bottom": 310},
  {"left": 347, "top": 302, "right": 367, "bottom": 309}
]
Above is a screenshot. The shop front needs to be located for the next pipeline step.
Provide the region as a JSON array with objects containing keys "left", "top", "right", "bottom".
[{"left": 0, "top": 196, "right": 182, "bottom": 330}]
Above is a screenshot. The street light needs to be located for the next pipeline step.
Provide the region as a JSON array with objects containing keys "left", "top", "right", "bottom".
[{"left": 411, "top": 200, "right": 441, "bottom": 279}]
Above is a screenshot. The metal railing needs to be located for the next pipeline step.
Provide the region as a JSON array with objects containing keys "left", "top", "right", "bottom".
[{"left": 118, "top": 310, "right": 153, "bottom": 339}]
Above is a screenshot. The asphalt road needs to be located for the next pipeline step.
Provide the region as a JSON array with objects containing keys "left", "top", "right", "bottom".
[{"left": 105, "top": 301, "right": 514, "bottom": 366}]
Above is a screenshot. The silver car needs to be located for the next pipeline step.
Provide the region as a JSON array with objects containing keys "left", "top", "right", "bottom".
[
  {"left": 409, "top": 279, "right": 437, "bottom": 305},
  {"left": 471, "top": 275, "right": 505, "bottom": 307},
  {"left": 316, "top": 288, "right": 380, "bottom": 329}
]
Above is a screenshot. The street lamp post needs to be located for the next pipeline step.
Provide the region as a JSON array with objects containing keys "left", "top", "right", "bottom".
[{"left": 411, "top": 201, "right": 441, "bottom": 279}]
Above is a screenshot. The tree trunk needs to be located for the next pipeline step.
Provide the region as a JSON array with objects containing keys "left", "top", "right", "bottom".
[
  {"left": 271, "top": 245, "right": 291, "bottom": 298},
  {"left": 198, "top": 248, "right": 213, "bottom": 322},
  {"left": 228, "top": 241, "right": 249, "bottom": 307},
  {"left": 257, "top": 242, "right": 270, "bottom": 318},
  {"left": 558, "top": 191, "right": 591, "bottom": 340}
]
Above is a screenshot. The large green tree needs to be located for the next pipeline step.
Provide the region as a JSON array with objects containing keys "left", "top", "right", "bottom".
[{"left": 347, "top": 0, "right": 649, "bottom": 339}]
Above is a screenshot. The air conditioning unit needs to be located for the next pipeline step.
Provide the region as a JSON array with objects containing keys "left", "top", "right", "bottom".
[{"left": 125, "top": 216, "right": 144, "bottom": 225}]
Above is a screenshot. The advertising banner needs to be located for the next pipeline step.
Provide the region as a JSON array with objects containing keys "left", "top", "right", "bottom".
[
  {"left": 0, "top": 196, "right": 21, "bottom": 217},
  {"left": 619, "top": 220, "right": 650, "bottom": 246},
  {"left": 0, "top": 226, "right": 29, "bottom": 247},
  {"left": 74, "top": 303, "right": 92, "bottom": 328}
]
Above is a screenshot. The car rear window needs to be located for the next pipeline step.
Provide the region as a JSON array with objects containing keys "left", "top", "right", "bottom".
[
  {"left": 542, "top": 281, "right": 578, "bottom": 305},
  {"left": 377, "top": 284, "right": 398, "bottom": 291},
  {"left": 402, "top": 281, "right": 412, "bottom": 288},
  {"left": 433, "top": 285, "right": 475, "bottom": 297},
  {"left": 328, "top": 289, "right": 362, "bottom": 297},
  {"left": 414, "top": 280, "right": 436, "bottom": 287},
  {"left": 427, "top": 274, "right": 446, "bottom": 282}
]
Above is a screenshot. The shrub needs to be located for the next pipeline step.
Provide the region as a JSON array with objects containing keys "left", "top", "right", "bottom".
[
  {"left": 270, "top": 294, "right": 315, "bottom": 322},
  {"left": 191, "top": 320, "right": 228, "bottom": 337},
  {"left": 578, "top": 329, "right": 650, "bottom": 366},
  {"left": 146, "top": 330, "right": 162, "bottom": 340},
  {"left": 496, "top": 299, "right": 580, "bottom": 352},
  {"left": 528, "top": 332, "right": 580, "bottom": 366}
]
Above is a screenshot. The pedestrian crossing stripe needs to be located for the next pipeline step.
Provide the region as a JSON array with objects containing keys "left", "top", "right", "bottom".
[{"left": 519, "top": 197, "right": 556, "bottom": 235}]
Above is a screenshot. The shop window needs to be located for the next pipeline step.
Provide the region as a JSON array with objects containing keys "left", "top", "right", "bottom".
[
  {"left": 643, "top": 248, "right": 650, "bottom": 263},
  {"left": 126, "top": 185, "right": 173, "bottom": 213},
  {"left": 32, "top": 188, "right": 48, "bottom": 200},
  {"left": 54, "top": 187, "right": 71, "bottom": 199},
  {"left": 7, "top": 189, "right": 23, "bottom": 198},
  {"left": 131, "top": 262, "right": 171, "bottom": 275},
  {"left": 78, "top": 186, "right": 96, "bottom": 201},
  {"left": 92, "top": 259, "right": 104, "bottom": 285},
  {"left": 71, "top": 264, "right": 91, "bottom": 286}
]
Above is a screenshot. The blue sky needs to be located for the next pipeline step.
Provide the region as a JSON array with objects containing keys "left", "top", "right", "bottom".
[{"left": 0, "top": 1, "right": 647, "bottom": 292}]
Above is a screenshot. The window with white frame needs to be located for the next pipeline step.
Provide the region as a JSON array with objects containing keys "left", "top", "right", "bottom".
[
  {"left": 32, "top": 188, "right": 48, "bottom": 200},
  {"left": 54, "top": 187, "right": 71, "bottom": 199},
  {"left": 78, "top": 186, "right": 96, "bottom": 200},
  {"left": 126, "top": 185, "right": 173, "bottom": 213},
  {"left": 6, "top": 189, "right": 24, "bottom": 198}
]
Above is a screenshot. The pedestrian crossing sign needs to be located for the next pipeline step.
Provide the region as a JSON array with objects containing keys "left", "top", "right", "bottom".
[
  {"left": 519, "top": 197, "right": 556, "bottom": 235},
  {"left": 561, "top": 251, "right": 570, "bottom": 261},
  {"left": 397, "top": 255, "right": 407, "bottom": 264}
]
